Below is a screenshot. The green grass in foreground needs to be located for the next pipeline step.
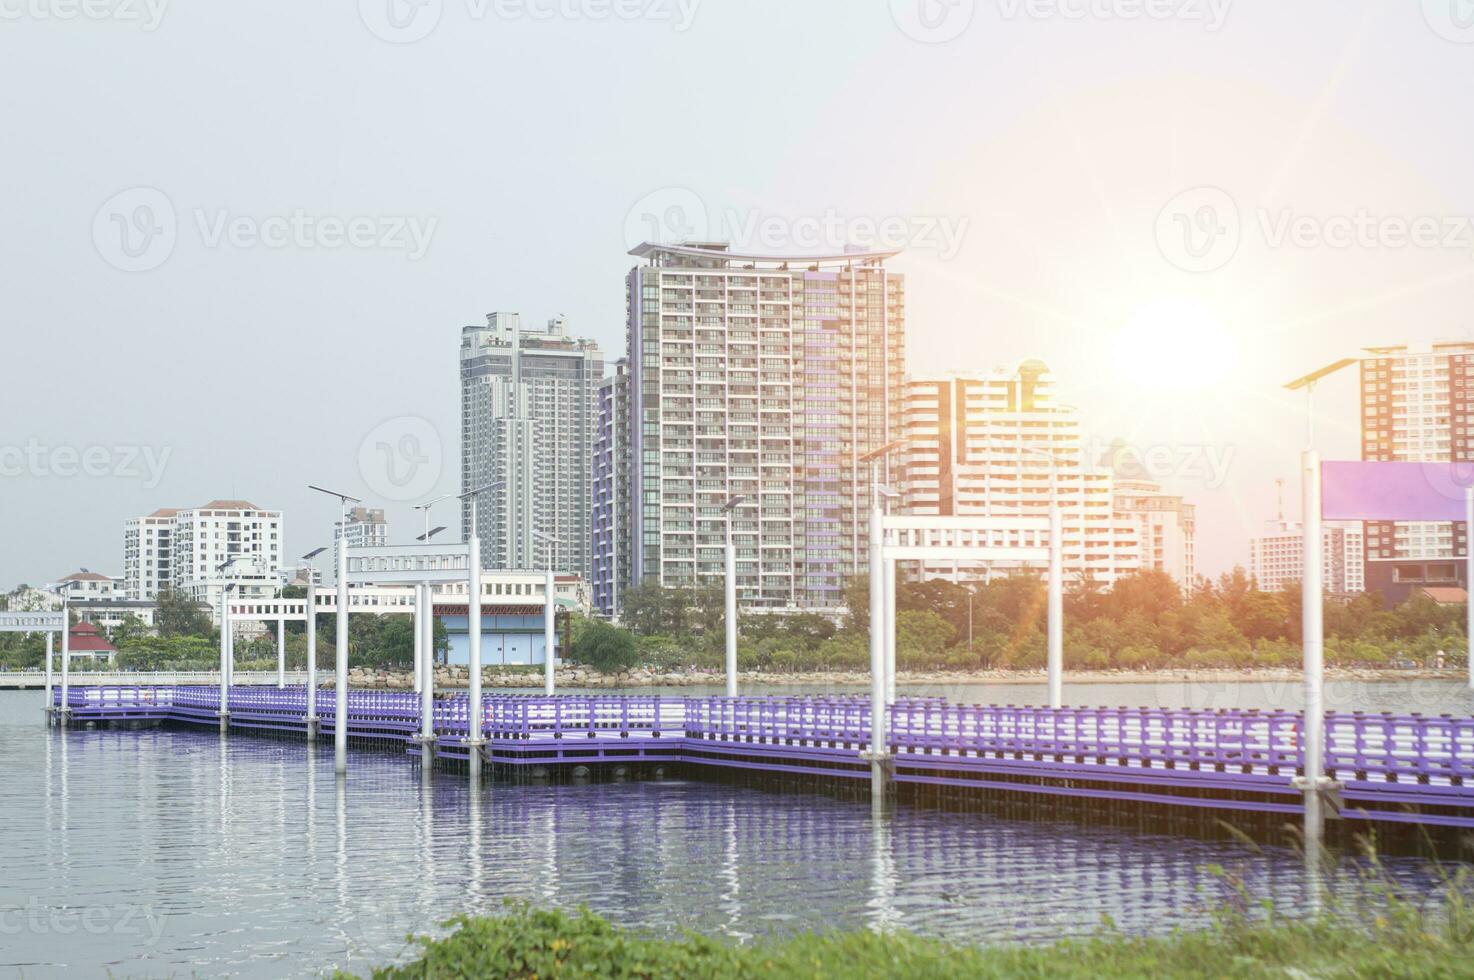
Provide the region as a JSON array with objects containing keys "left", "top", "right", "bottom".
[{"left": 351, "top": 880, "right": 1474, "bottom": 980}]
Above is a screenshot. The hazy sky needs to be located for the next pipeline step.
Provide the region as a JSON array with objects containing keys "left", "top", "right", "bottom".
[{"left": 4, "top": 0, "right": 1474, "bottom": 590}]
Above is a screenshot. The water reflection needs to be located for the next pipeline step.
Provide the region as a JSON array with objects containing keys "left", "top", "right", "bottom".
[{"left": 0, "top": 707, "right": 1462, "bottom": 979}]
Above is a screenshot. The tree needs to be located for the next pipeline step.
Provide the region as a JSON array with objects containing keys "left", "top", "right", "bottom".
[
  {"left": 571, "top": 620, "right": 639, "bottom": 673},
  {"left": 155, "top": 589, "right": 215, "bottom": 638}
]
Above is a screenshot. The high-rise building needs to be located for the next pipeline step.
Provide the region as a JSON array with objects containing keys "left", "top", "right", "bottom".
[
  {"left": 123, "top": 507, "right": 179, "bottom": 599},
  {"left": 1249, "top": 519, "right": 1365, "bottom": 594},
  {"left": 169, "top": 500, "right": 284, "bottom": 615},
  {"left": 897, "top": 363, "right": 1140, "bottom": 585},
  {"left": 334, "top": 505, "right": 388, "bottom": 570},
  {"left": 1360, "top": 342, "right": 1474, "bottom": 602},
  {"left": 624, "top": 241, "right": 905, "bottom": 611},
  {"left": 1113, "top": 479, "right": 1196, "bottom": 587},
  {"left": 460, "top": 313, "right": 603, "bottom": 577},
  {"left": 592, "top": 359, "right": 631, "bottom": 617}
]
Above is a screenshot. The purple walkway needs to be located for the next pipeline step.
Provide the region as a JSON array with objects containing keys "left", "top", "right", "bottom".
[{"left": 54, "top": 686, "right": 1474, "bottom": 829}]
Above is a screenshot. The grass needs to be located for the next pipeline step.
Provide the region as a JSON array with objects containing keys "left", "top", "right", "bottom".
[{"left": 347, "top": 852, "right": 1474, "bottom": 979}]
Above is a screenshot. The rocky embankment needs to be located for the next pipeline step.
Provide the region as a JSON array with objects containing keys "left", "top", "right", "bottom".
[{"left": 319, "top": 665, "right": 1468, "bottom": 690}]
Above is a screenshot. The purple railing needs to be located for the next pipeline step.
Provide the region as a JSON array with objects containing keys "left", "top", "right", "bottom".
[{"left": 52, "top": 686, "right": 1474, "bottom": 823}]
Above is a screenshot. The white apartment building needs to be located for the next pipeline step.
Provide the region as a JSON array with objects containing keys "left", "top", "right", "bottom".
[
  {"left": 592, "top": 359, "right": 631, "bottom": 617},
  {"left": 1114, "top": 479, "right": 1197, "bottom": 587},
  {"left": 169, "top": 500, "right": 284, "bottom": 618},
  {"left": 123, "top": 508, "right": 179, "bottom": 600},
  {"left": 1361, "top": 342, "right": 1474, "bottom": 601},
  {"left": 1249, "top": 520, "right": 1365, "bottom": 594},
  {"left": 623, "top": 241, "right": 906, "bottom": 611},
  {"left": 898, "top": 363, "right": 1140, "bottom": 586},
  {"left": 57, "top": 570, "right": 118, "bottom": 600},
  {"left": 461, "top": 313, "right": 603, "bottom": 578},
  {"left": 334, "top": 506, "right": 388, "bottom": 571}
]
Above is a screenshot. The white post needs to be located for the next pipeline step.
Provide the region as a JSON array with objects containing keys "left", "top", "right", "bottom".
[
  {"left": 544, "top": 569, "right": 556, "bottom": 697},
  {"left": 867, "top": 497, "right": 888, "bottom": 801},
  {"left": 1467, "top": 486, "right": 1473, "bottom": 691},
  {"left": 335, "top": 537, "right": 349, "bottom": 775},
  {"left": 218, "top": 590, "right": 229, "bottom": 732},
  {"left": 467, "top": 533, "right": 483, "bottom": 777},
  {"left": 44, "top": 632, "right": 54, "bottom": 721},
  {"left": 413, "top": 583, "right": 424, "bottom": 696},
  {"left": 724, "top": 517, "right": 738, "bottom": 698},
  {"left": 420, "top": 584, "right": 435, "bottom": 746},
  {"left": 306, "top": 577, "right": 318, "bottom": 735},
  {"left": 276, "top": 618, "right": 285, "bottom": 689},
  {"left": 883, "top": 558, "right": 897, "bottom": 705},
  {"left": 1047, "top": 502, "right": 1063, "bottom": 710},
  {"left": 59, "top": 604, "right": 70, "bottom": 723},
  {"left": 1302, "top": 447, "right": 1326, "bottom": 849}
]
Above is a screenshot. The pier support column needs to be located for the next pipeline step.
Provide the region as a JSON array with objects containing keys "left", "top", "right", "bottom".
[
  {"left": 335, "top": 541, "right": 349, "bottom": 775},
  {"left": 276, "top": 618, "right": 285, "bottom": 689},
  {"left": 467, "top": 533, "right": 483, "bottom": 779},
  {"left": 218, "top": 591, "right": 230, "bottom": 734},
  {"left": 413, "top": 582, "right": 424, "bottom": 696},
  {"left": 43, "top": 632, "right": 54, "bottom": 723},
  {"left": 883, "top": 558, "right": 896, "bottom": 706},
  {"left": 544, "top": 569, "right": 556, "bottom": 697},
  {"left": 306, "top": 577, "right": 319, "bottom": 739},
  {"left": 414, "top": 583, "right": 436, "bottom": 762},
  {"left": 1047, "top": 502, "right": 1063, "bottom": 710},
  {"left": 58, "top": 603, "right": 70, "bottom": 727},
  {"left": 1297, "top": 447, "right": 1331, "bottom": 851},
  {"left": 867, "top": 498, "right": 890, "bottom": 803}
]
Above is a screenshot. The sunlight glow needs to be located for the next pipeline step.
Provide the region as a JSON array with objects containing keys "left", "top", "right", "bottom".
[{"left": 1113, "top": 297, "right": 1238, "bottom": 390}]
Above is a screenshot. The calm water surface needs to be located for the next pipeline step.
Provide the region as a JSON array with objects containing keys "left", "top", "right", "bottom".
[{"left": 2, "top": 682, "right": 1469, "bottom": 978}]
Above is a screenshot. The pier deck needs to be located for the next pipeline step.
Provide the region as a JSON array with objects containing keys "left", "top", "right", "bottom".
[{"left": 53, "top": 685, "right": 1474, "bottom": 831}]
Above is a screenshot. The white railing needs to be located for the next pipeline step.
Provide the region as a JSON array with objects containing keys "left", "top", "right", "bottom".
[{"left": 0, "top": 670, "right": 307, "bottom": 688}]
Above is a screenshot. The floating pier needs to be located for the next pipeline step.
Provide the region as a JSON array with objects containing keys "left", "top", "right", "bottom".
[{"left": 52, "top": 685, "right": 1474, "bottom": 837}]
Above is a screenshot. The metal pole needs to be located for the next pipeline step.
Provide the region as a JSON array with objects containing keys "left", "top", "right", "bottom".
[
  {"left": 276, "top": 618, "right": 285, "bottom": 689},
  {"left": 1302, "top": 447, "right": 1326, "bottom": 850},
  {"left": 413, "top": 581, "right": 424, "bottom": 696},
  {"left": 1467, "top": 486, "right": 1473, "bottom": 691},
  {"left": 306, "top": 576, "right": 318, "bottom": 736},
  {"left": 467, "top": 532, "right": 483, "bottom": 778},
  {"left": 58, "top": 602, "right": 70, "bottom": 725},
  {"left": 420, "top": 583, "right": 435, "bottom": 747},
  {"left": 867, "top": 493, "right": 888, "bottom": 802},
  {"left": 724, "top": 515, "right": 738, "bottom": 698},
  {"left": 218, "top": 590, "right": 229, "bottom": 732},
  {"left": 335, "top": 533, "right": 349, "bottom": 775},
  {"left": 44, "top": 631, "right": 53, "bottom": 721},
  {"left": 884, "top": 557, "right": 897, "bottom": 705},
  {"left": 1047, "top": 501, "right": 1063, "bottom": 709},
  {"left": 544, "top": 569, "right": 556, "bottom": 696}
]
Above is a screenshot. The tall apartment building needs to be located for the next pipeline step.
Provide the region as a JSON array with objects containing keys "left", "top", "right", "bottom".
[
  {"left": 592, "top": 359, "right": 631, "bottom": 617},
  {"left": 1113, "top": 479, "right": 1196, "bottom": 587},
  {"left": 897, "top": 363, "right": 1140, "bottom": 585},
  {"left": 123, "top": 507, "right": 179, "bottom": 599},
  {"left": 461, "top": 313, "right": 603, "bottom": 577},
  {"left": 1249, "top": 520, "right": 1365, "bottom": 594},
  {"left": 334, "top": 505, "right": 388, "bottom": 570},
  {"left": 624, "top": 241, "right": 905, "bottom": 611},
  {"left": 170, "top": 500, "right": 284, "bottom": 615},
  {"left": 1361, "top": 342, "right": 1474, "bottom": 602}
]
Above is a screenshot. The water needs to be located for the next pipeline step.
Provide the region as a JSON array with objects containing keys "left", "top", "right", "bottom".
[{"left": 1, "top": 683, "right": 1468, "bottom": 978}]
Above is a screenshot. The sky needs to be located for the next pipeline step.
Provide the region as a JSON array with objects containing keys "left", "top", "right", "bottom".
[{"left": 3, "top": 0, "right": 1474, "bottom": 590}]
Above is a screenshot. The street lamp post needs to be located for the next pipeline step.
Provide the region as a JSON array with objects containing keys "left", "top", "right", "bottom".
[
  {"left": 1284, "top": 358, "right": 1357, "bottom": 855},
  {"left": 460, "top": 484, "right": 497, "bottom": 778},
  {"left": 45, "top": 582, "right": 71, "bottom": 725},
  {"left": 414, "top": 492, "right": 454, "bottom": 706},
  {"left": 532, "top": 529, "right": 564, "bottom": 697},
  {"left": 310, "top": 484, "right": 362, "bottom": 777},
  {"left": 217, "top": 578, "right": 236, "bottom": 734},
  {"left": 720, "top": 495, "right": 747, "bottom": 698},
  {"left": 857, "top": 438, "right": 908, "bottom": 802},
  {"left": 1017, "top": 445, "right": 1068, "bottom": 709},
  {"left": 299, "top": 548, "right": 326, "bottom": 739}
]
